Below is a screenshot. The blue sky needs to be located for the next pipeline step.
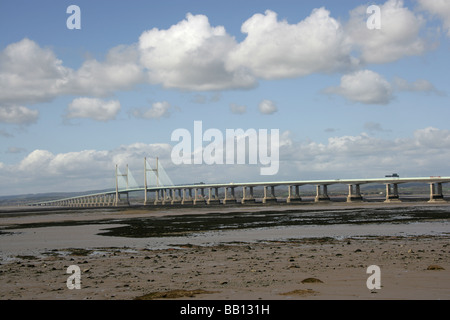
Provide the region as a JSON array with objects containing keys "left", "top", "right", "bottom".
[{"left": 1, "top": 0, "right": 449, "bottom": 196}]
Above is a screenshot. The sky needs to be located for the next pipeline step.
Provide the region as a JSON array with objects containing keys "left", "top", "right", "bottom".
[{"left": 0, "top": 0, "right": 449, "bottom": 196}]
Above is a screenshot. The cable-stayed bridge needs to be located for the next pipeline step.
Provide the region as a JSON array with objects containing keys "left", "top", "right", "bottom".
[{"left": 30, "top": 158, "right": 450, "bottom": 207}]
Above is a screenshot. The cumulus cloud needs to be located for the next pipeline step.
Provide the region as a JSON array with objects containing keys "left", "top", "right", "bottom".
[
  {"left": 413, "top": 126, "right": 450, "bottom": 149},
  {"left": 0, "top": 105, "right": 39, "bottom": 124},
  {"left": 325, "top": 70, "right": 444, "bottom": 104},
  {"left": 227, "top": 8, "right": 357, "bottom": 79},
  {"left": 277, "top": 127, "right": 450, "bottom": 179},
  {"left": 0, "top": 38, "right": 72, "bottom": 105},
  {"left": 66, "top": 98, "right": 121, "bottom": 122},
  {"left": 138, "top": 13, "right": 256, "bottom": 91},
  {"left": 0, "top": 143, "right": 174, "bottom": 195},
  {"left": 417, "top": 0, "right": 450, "bottom": 37},
  {"left": 258, "top": 99, "right": 278, "bottom": 114},
  {"left": 18, "top": 149, "right": 55, "bottom": 172},
  {"left": 2, "top": 127, "right": 449, "bottom": 195},
  {"left": 324, "top": 70, "right": 394, "bottom": 104},
  {"left": 345, "top": 0, "right": 427, "bottom": 64},
  {"left": 0, "top": 2, "right": 441, "bottom": 120},
  {"left": 70, "top": 44, "right": 145, "bottom": 97},
  {"left": 0, "top": 40, "right": 143, "bottom": 107},
  {"left": 131, "top": 101, "right": 172, "bottom": 119}
]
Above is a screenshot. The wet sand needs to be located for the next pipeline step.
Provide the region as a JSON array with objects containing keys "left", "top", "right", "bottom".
[{"left": 0, "top": 202, "right": 449, "bottom": 300}]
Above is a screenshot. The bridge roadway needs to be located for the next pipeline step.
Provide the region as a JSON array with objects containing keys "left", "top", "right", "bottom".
[{"left": 31, "top": 176, "right": 450, "bottom": 207}]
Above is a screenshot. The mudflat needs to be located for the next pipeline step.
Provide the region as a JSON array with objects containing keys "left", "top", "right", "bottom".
[{"left": 0, "top": 202, "right": 449, "bottom": 300}]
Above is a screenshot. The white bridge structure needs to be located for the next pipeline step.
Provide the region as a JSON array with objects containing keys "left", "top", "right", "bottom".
[{"left": 30, "top": 158, "right": 449, "bottom": 207}]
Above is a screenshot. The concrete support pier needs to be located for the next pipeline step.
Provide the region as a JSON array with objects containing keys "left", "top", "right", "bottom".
[
  {"left": 106, "top": 194, "right": 114, "bottom": 206},
  {"left": 315, "top": 185, "right": 330, "bottom": 202},
  {"left": 263, "top": 186, "right": 277, "bottom": 203},
  {"left": 428, "top": 182, "right": 445, "bottom": 202},
  {"left": 171, "top": 189, "right": 182, "bottom": 205},
  {"left": 154, "top": 190, "right": 161, "bottom": 205},
  {"left": 161, "top": 189, "right": 172, "bottom": 205},
  {"left": 347, "top": 184, "right": 363, "bottom": 202},
  {"left": 223, "top": 186, "right": 237, "bottom": 204},
  {"left": 241, "top": 186, "right": 256, "bottom": 204},
  {"left": 385, "top": 183, "right": 401, "bottom": 202},
  {"left": 144, "top": 189, "right": 149, "bottom": 205},
  {"left": 207, "top": 187, "right": 221, "bottom": 205},
  {"left": 287, "top": 185, "right": 302, "bottom": 203},
  {"left": 182, "top": 188, "right": 193, "bottom": 205},
  {"left": 115, "top": 192, "right": 130, "bottom": 206},
  {"left": 193, "top": 188, "right": 206, "bottom": 205}
]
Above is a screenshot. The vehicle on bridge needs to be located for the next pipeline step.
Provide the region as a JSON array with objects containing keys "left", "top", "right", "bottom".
[{"left": 385, "top": 173, "right": 399, "bottom": 177}]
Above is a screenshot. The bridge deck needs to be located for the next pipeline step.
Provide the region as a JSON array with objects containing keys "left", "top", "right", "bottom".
[{"left": 30, "top": 176, "right": 450, "bottom": 206}]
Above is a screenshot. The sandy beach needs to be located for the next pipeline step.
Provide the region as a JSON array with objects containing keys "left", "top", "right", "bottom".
[{"left": 0, "top": 202, "right": 449, "bottom": 300}]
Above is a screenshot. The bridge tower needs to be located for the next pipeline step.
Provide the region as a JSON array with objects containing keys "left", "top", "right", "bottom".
[
  {"left": 115, "top": 164, "right": 130, "bottom": 206},
  {"left": 144, "top": 157, "right": 159, "bottom": 205}
]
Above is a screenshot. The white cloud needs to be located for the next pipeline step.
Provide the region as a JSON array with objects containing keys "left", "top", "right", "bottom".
[
  {"left": 18, "top": 149, "right": 55, "bottom": 172},
  {"left": 2, "top": 127, "right": 450, "bottom": 195},
  {"left": 138, "top": 13, "right": 256, "bottom": 91},
  {"left": 227, "top": 8, "right": 357, "bottom": 79},
  {"left": 0, "top": 105, "right": 39, "bottom": 124},
  {"left": 258, "top": 99, "right": 278, "bottom": 114},
  {"left": 66, "top": 98, "right": 121, "bottom": 122},
  {"left": 346, "top": 0, "right": 427, "bottom": 64},
  {"left": 393, "top": 77, "right": 445, "bottom": 95},
  {"left": 277, "top": 127, "right": 450, "bottom": 179},
  {"left": 1, "top": 143, "right": 174, "bottom": 195},
  {"left": 324, "top": 70, "right": 394, "bottom": 104},
  {"left": 70, "top": 44, "right": 145, "bottom": 97},
  {"left": 0, "top": 2, "right": 442, "bottom": 119},
  {"left": 417, "top": 0, "right": 450, "bottom": 37},
  {"left": 0, "top": 40, "right": 144, "bottom": 108},
  {"left": 325, "top": 71, "right": 444, "bottom": 105},
  {"left": 413, "top": 126, "right": 450, "bottom": 149},
  {"left": 0, "top": 38, "right": 72, "bottom": 105},
  {"left": 131, "top": 101, "right": 172, "bottom": 119}
]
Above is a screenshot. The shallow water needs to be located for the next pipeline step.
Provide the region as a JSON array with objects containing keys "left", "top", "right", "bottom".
[
  {"left": 95, "top": 206, "right": 450, "bottom": 238},
  {"left": 1, "top": 205, "right": 449, "bottom": 259}
]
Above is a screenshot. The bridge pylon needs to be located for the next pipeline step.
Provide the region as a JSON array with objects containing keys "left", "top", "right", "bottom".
[
  {"left": 144, "top": 157, "right": 159, "bottom": 205},
  {"left": 115, "top": 164, "right": 130, "bottom": 206}
]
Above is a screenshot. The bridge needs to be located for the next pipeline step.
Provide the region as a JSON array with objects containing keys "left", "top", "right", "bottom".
[{"left": 30, "top": 157, "right": 449, "bottom": 207}]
